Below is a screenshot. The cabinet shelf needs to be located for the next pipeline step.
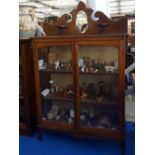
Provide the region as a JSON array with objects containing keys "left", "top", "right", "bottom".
[
  {"left": 81, "top": 96, "right": 118, "bottom": 106},
  {"left": 39, "top": 68, "right": 72, "bottom": 74},
  {"left": 80, "top": 71, "right": 118, "bottom": 75},
  {"left": 39, "top": 68, "right": 118, "bottom": 75},
  {"left": 42, "top": 94, "right": 74, "bottom": 102}
]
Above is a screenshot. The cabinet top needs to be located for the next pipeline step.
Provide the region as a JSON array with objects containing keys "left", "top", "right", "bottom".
[{"left": 40, "top": 1, "right": 127, "bottom": 37}]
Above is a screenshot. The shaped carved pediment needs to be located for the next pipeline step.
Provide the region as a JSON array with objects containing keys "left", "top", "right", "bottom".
[{"left": 43, "top": 1, "right": 127, "bottom": 36}]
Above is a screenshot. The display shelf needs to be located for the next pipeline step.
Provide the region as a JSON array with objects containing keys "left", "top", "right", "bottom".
[
  {"left": 39, "top": 69, "right": 118, "bottom": 75},
  {"left": 79, "top": 71, "right": 118, "bottom": 75},
  {"left": 40, "top": 120, "right": 74, "bottom": 130},
  {"left": 80, "top": 123, "right": 118, "bottom": 131},
  {"left": 80, "top": 96, "right": 119, "bottom": 106},
  {"left": 42, "top": 117, "right": 74, "bottom": 125},
  {"left": 39, "top": 68, "right": 72, "bottom": 73},
  {"left": 42, "top": 94, "right": 74, "bottom": 102},
  {"left": 78, "top": 127, "right": 120, "bottom": 138}
]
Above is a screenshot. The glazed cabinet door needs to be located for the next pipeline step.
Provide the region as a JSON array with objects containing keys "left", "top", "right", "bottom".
[
  {"left": 33, "top": 43, "right": 76, "bottom": 130},
  {"left": 76, "top": 40, "right": 124, "bottom": 134}
]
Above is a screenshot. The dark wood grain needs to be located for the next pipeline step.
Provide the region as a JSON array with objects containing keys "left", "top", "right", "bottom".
[
  {"left": 42, "top": 95, "right": 74, "bottom": 102},
  {"left": 19, "top": 39, "right": 36, "bottom": 136},
  {"left": 43, "top": 1, "right": 127, "bottom": 36}
]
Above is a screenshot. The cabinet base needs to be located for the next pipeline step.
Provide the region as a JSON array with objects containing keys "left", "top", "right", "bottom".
[
  {"left": 19, "top": 127, "right": 33, "bottom": 136},
  {"left": 37, "top": 127, "right": 126, "bottom": 154}
]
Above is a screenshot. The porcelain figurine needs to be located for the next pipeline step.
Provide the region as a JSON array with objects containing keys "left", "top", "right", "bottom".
[{"left": 55, "top": 60, "right": 60, "bottom": 70}]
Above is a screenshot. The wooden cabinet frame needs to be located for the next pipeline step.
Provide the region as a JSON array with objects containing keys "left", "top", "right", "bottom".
[{"left": 19, "top": 39, "right": 36, "bottom": 135}]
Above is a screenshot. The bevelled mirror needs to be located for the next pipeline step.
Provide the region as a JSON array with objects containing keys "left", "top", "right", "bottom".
[{"left": 76, "top": 11, "right": 88, "bottom": 33}]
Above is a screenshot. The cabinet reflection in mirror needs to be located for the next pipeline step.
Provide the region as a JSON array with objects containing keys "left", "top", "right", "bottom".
[{"left": 76, "top": 11, "right": 88, "bottom": 33}]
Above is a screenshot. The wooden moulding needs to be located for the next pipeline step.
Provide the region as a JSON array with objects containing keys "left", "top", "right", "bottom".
[{"left": 43, "top": 1, "right": 127, "bottom": 36}]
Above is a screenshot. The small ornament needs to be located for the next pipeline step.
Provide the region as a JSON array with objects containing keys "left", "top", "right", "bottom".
[
  {"left": 89, "top": 109, "right": 95, "bottom": 118},
  {"left": 81, "top": 67, "right": 85, "bottom": 72},
  {"left": 80, "top": 115, "right": 86, "bottom": 120},
  {"left": 85, "top": 68, "right": 89, "bottom": 72},
  {"left": 105, "top": 66, "right": 115, "bottom": 73},
  {"left": 70, "top": 109, "right": 75, "bottom": 118},
  {"left": 83, "top": 56, "right": 90, "bottom": 68},
  {"left": 55, "top": 86, "right": 59, "bottom": 93},
  {"left": 47, "top": 105, "right": 59, "bottom": 119},
  {"left": 68, "top": 117, "right": 73, "bottom": 124},
  {"left": 38, "top": 59, "right": 47, "bottom": 70},
  {"left": 78, "top": 58, "right": 84, "bottom": 68},
  {"left": 41, "top": 89, "right": 50, "bottom": 96},
  {"left": 96, "top": 96, "right": 104, "bottom": 103},
  {"left": 63, "top": 90, "right": 68, "bottom": 97},
  {"left": 81, "top": 92, "right": 88, "bottom": 99},
  {"left": 92, "top": 69, "right": 98, "bottom": 73},
  {"left": 51, "top": 88, "right": 54, "bottom": 93},
  {"left": 98, "top": 81, "right": 104, "bottom": 96},
  {"left": 56, "top": 115, "right": 61, "bottom": 120},
  {"left": 49, "top": 80, "right": 54, "bottom": 93},
  {"left": 55, "top": 60, "right": 60, "bottom": 70},
  {"left": 99, "top": 116, "right": 111, "bottom": 128}
]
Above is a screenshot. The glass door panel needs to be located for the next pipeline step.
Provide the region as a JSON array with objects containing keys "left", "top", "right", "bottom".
[
  {"left": 78, "top": 45, "right": 119, "bottom": 131},
  {"left": 38, "top": 46, "right": 75, "bottom": 125}
]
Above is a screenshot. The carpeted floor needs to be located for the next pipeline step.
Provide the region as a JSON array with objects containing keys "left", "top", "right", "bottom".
[{"left": 19, "top": 122, "right": 135, "bottom": 155}]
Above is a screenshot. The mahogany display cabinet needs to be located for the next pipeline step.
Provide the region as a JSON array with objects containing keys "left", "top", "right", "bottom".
[
  {"left": 19, "top": 39, "right": 36, "bottom": 135},
  {"left": 32, "top": 2, "right": 127, "bottom": 154}
]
